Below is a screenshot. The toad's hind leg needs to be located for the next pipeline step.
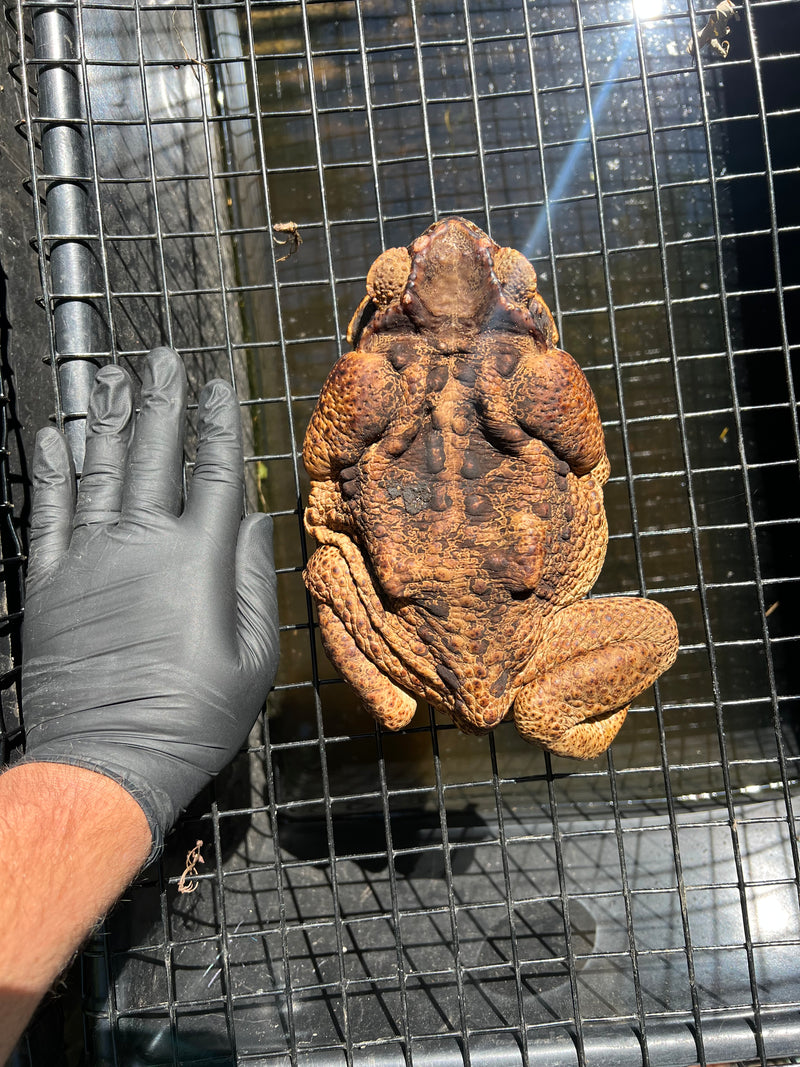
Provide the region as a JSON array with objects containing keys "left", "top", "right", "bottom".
[
  {"left": 316, "top": 603, "right": 418, "bottom": 730},
  {"left": 514, "top": 597, "right": 678, "bottom": 760}
]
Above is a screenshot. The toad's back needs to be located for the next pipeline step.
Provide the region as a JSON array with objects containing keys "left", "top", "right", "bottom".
[{"left": 348, "top": 343, "right": 609, "bottom": 620}]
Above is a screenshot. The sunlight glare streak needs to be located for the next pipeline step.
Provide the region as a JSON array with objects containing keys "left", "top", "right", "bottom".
[{"left": 632, "top": 0, "right": 664, "bottom": 19}]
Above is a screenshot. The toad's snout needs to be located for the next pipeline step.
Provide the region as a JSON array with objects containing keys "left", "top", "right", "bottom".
[{"left": 403, "top": 217, "right": 500, "bottom": 331}]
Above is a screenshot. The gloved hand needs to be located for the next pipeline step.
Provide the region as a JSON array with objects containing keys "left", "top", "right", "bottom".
[{"left": 20, "top": 347, "right": 280, "bottom": 862}]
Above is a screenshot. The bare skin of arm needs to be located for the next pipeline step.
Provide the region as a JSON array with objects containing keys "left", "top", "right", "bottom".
[
  {"left": 0, "top": 348, "right": 280, "bottom": 1062},
  {"left": 0, "top": 762, "right": 151, "bottom": 1062}
]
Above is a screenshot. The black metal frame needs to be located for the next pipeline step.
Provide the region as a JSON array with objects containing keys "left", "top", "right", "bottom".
[{"left": 3, "top": 1, "right": 800, "bottom": 1064}]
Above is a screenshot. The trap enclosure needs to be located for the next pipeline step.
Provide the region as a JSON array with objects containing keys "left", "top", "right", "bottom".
[{"left": 2, "top": 0, "right": 800, "bottom": 1064}]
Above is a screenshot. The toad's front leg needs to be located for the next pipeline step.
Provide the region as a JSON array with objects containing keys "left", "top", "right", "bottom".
[{"left": 513, "top": 597, "right": 678, "bottom": 759}]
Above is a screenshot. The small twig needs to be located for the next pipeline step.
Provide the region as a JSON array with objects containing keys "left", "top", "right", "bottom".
[
  {"left": 171, "top": 9, "right": 210, "bottom": 82},
  {"left": 273, "top": 221, "right": 303, "bottom": 263},
  {"left": 177, "top": 840, "right": 205, "bottom": 894}
]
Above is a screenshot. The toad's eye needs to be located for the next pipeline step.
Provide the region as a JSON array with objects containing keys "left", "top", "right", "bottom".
[
  {"left": 346, "top": 295, "right": 375, "bottom": 347},
  {"left": 493, "top": 247, "right": 538, "bottom": 305}
]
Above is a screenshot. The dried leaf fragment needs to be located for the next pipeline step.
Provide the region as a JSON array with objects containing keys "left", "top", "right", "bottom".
[{"left": 687, "top": 1, "right": 740, "bottom": 59}]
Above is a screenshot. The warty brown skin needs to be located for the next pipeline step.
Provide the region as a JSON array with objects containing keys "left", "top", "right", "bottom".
[{"left": 303, "top": 217, "right": 678, "bottom": 758}]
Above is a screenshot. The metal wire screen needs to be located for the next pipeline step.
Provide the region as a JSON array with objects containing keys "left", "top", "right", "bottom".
[{"left": 4, "top": 0, "right": 800, "bottom": 1063}]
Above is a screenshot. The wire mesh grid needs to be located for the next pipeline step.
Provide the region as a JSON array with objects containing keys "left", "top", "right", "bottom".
[
  {"left": 4, "top": 0, "right": 800, "bottom": 1063},
  {"left": 0, "top": 318, "right": 25, "bottom": 770}
]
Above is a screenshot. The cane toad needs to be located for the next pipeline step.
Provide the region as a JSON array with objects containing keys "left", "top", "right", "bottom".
[{"left": 303, "top": 217, "right": 678, "bottom": 758}]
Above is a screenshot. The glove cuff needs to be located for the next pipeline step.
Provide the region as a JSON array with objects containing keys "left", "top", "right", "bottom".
[{"left": 16, "top": 751, "right": 170, "bottom": 867}]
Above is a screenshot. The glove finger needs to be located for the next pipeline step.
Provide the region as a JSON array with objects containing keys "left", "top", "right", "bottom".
[
  {"left": 74, "top": 365, "right": 134, "bottom": 530},
  {"left": 29, "top": 427, "right": 76, "bottom": 575},
  {"left": 185, "top": 378, "right": 244, "bottom": 545},
  {"left": 122, "top": 347, "right": 187, "bottom": 519},
  {"left": 235, "top": 513, "right": 280, "bottom": 689}
]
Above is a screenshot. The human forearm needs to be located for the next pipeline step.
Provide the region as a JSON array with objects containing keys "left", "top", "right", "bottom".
[
  {"left": 0, "top": 762, "right": 151, "bottom": 1062},
  {"left": 4, "top": 347, "right": 279, "bottom": 1061}
]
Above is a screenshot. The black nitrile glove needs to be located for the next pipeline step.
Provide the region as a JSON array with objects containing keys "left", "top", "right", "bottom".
[{"left": 20, "top": 347, "right": 280, "bottom": 862}]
